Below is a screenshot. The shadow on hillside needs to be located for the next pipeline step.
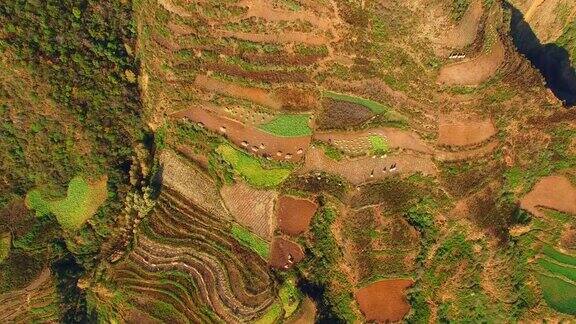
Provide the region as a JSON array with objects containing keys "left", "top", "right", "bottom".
[{"left": 506, "top": 2, "right": 576, "bottom": 107}]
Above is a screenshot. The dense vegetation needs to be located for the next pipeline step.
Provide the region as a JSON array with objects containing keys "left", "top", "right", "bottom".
[{"left": 0, "top": 0, "right": 144, "bottom": 321}]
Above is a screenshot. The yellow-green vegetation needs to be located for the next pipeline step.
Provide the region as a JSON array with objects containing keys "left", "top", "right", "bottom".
[
  {"left": 258, "top": 114, "right": 312, "bottom": 137},
  {"left": 323, "top": 91, "right": 388, "bottom": 114},
  {"left": 25, "top": 176, "right": 108, "bottom": 231},
  {"left": 279, "top": 277, "right": 302, "bottom": 318},
  {"left": 217, "top": 144, "right": 291, "bottom": 188},
  {"left": 255, "top": 302, "right": 282, "bottom": 324},
  {"left": 231, "top": 224, "right": 270, "bottom": 259},
  {"left": 369, "top": 135, "right": 390, "bottom": 155},
  {"left": 0, "top": 232, "right": 11, "bottom": 263},
  {"left": 536, "top": 246, "right": 576, "bottom": 315}
]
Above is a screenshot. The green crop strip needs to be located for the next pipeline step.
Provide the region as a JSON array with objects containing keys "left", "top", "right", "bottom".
[
  {"left": 231, "top": 224, "right": 270, "bottom": 259},
  {"left": 369, "top": 135, "right": 390, "bottom": 155},
  {"left": 258, "top": 114, "right": 312, "bottom": 137},
  {"left": 217, "top": 144, "right": 291, "bottom": 188}
]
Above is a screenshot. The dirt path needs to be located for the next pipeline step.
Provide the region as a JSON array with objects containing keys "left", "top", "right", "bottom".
[
  {"left": 299, "top": 146, "right": 438, "bottom": 185},
  {"left": 520, "top": 175, "right": 576, "bottom": 218},
  {"left": 171, "top": 105, "right": 311, "bottom": 162},
  {"left": 314, "top": 127, "right": 433, "bottom": 155},
  {"left": 221, "top": 181, "right": 277, "bottom": 240},
  {"left": 437, "top": 33, "right": 505, "bottom": 86}
]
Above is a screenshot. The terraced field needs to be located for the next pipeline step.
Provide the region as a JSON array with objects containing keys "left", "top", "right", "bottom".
[
  {"left": 111, "top": 187, "right": 276, "bottom": 323},
  {"left": 0, "top": 269, "right": 59, "bottom": 323}
]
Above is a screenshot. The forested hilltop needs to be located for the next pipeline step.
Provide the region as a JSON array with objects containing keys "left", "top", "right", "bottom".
[{"left": 0, "top": 1, "right": 147, "bottom": 321}]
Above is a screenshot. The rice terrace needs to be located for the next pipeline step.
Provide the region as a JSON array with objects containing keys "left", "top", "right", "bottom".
[{"left": 0, "top": 0, "right": 575, "bottom": 323}]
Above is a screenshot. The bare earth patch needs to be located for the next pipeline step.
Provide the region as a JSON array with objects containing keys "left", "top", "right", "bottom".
[
  {"left": 438, "top": 116, "right": 496, "bottom": 147},
  {"left": 437, "top": 34, "right": 505, "bottom": 86},
  {"left": 520, "top": 175, "right": 576, "bottom": 218},
  {"left": 299, "top": 146, "right": 438, "bottom": 185},
  {"left": 435, "top": 0, "right": 484, "bottom": 54},
  {"left": 221, "top": 181, "right": 277, "bottom": 240},
  {"left": 355, "top": 278, "right": 414, "bottom": 322},
  {"left": 276, "top": 195, "right": 318, "bottom": 236},
  {"left": 435, "top": 140, "right": 499, "bottom": 162}
]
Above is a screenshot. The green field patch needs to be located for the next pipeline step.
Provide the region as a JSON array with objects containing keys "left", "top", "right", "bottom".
[
  {"left": 536, "top": 273, "right": 576, "bottom": 315},
  {"left": 25, "top": 176, "right": 108, "bottom": 231},
  {"left": 0, "top": 232, "right": 10, "bottom": 263},
  {"left": 542, "top": 245, "right": 576, "bottom": 266},
  {"left": 258, "top": 114, "right": 312, "bottom": 137},
  {"left": 217, "top": 144, "right": 291, "bottom": 188},
  {"left": 255, "top": 302, "right": 282, "bottom": 324},
  {"left": 279, "top": 277, "right": 302, "bottom": 318},
  {"left": 537, "top": 258, "right": 576, "bottom": 282},
  {"left": 231, "top": 224, "right": 270, "bottom": 259},
  {"left": 323, "top": 91, "right": 388, "bottom": 114},
  {"left": 369, "top": 135, "right": 390, "bottom": 155}
]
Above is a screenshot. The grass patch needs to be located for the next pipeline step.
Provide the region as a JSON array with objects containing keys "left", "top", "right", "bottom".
[
  {"left": 217, "top": 144, "right": 291, "bottom": 188},
  {"left": 258, "top": 114, "right": 312, "bottom": 137},
  {"left": 369, "top": 135, "right": 389, "bottom": 155},
  {"left": 542, "top": 245, "right": 576, "bottom": 266},
  {"left": 255, "top": 302, "right": 282, "bottom": 324},
  {"left": 538, "top": 258, "right": 576, "bottom": 282},
  {"left": 231, "top": 224, "right": 270, "bottom": 259},
  {"left": 536, "top": 273, "right": 576, "bottom": 315},
  {"left": 322, "top": 91, "right": 387, "bottom": 114},
  {"left": 0, "top": 232, "right": 10, "bottom": 263},
  {"left": 279, "top": 277, "right": 302, "bottom": 318},
  {"left": 451, "top": 0, "right": 471, "bottom": 21},
  {"left": 25, "top": 176, "right": 108, "bottom": 231}
]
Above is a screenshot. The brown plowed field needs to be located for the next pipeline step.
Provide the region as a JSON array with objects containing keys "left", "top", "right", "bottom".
[
  {"left": 299, "top": 146, "right": 438, "bottom": 185},
  {"left": 276, "top": 195, "right": 318, "bottom": 236},
  {"left": 269, "top": 237, "right": 305, "bottom": 270},
  {"left": 194, "top": 75, "right": 282, "bottom": 110},
  {"left": 355, "top": 279, "right": 414, "bottom": 323},
  {"left": 221, "top": 181, "right": 277, "bottom": 240},
  {"left": 438, "top": 117, "right": 496, "bottom": 147},
  {"left": 520, "top": 175, "right": 576, "bottom": 218},
  {"left": 437, "top": 34, "right": 505, "bottom": 86},
  {"left": 435, "top": 141, "right": 498, "bottom": 162},
  {"left": 314, "top": 127, "right": 433, "bottom": 154},
  {"left": 171, "top": 105, "right": 311, "bottom": 162},
  {"left": 160, "top": 150, "right": 231, "bottom": 219},
  {"left": 240, "top": 0, "right": 334, "bottom": 30},
  {"left": 316, "top": 99, "right": 374, "bottom": 130}
]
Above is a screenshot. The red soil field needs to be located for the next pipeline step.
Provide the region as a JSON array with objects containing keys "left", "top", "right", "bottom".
[
  {"left": 276, "top": 195, "right": 318, "bottom": 236},
  {"left": 438, "top": 117, "right": 496, "bottom": 147},
  {"left": 171, "top": 105, "right": 311, "bottom": 162},
  {"left": 520, "top": 175, "right": 576, "bottom": 218},
  {"left": 269, "top": 237, "right": 305, "bottom": 270},
  {"left": 355, "top": 279, "right": 414, "bottom": 323}
]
